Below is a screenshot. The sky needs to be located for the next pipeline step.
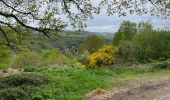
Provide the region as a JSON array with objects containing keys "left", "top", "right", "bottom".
[
  {"left": 84, "top": 14, "right": 169, "bottom": 33},
  {"left": 74, "top": 0, "right": 170, "bottom": 33}
]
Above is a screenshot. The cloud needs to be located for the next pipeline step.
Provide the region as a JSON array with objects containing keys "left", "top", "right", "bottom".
[{"left": 84, "top": 13, "right": 169, "bottom": 33}]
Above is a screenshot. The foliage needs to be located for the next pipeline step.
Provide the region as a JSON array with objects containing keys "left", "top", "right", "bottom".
[
  {"left": 152, "top": 60, "right": 170, "bottom": 70},
  {"left": 138, "top": 21, "right": 153, "bottom": 33},
  {"left": 0, "top": 45, "right": 11, "bottom": 62},
  {"left": 79, "top": 35, "right": 104, "bottom": 53},
  {"left": 0, "top": 73, "right": 49, "bottom": 88},
  {"left": 39, "top": 49, "right": 75, "bottom": 66},
  {"left": 88, "top": 45, "right": 117, "bottom": 67},
  {"left": 113, "top": 21, "right": 170, "bottom": 64},
  {"left": 0, "top": 45, "right": 11, "bottom": 69},
  {"left": 0, "top": 0, "right": 169, "bottom": 49},
  {"left": 117, "top": 41, "right": 138, "bottom": 63},
  {"left": 22, "top": 66, "right": 46, "bottom": 72},
  {"left": 113, "top": 21, "right": 137, "bottom": 46},
  {"left": 76, "top": 51, "right": 90, "bottom": 65},
  {"left": 133, "top": 30, "right": 170, "bottom": 63},
  {"left": 0, "top": 88, "right": 26, "bottom": 100},
  {"left": 10, "top": 51, "right": 39, "bottom": 68},
  {"left": 0, "top": 73, "right": 49, "bottom": 100}
]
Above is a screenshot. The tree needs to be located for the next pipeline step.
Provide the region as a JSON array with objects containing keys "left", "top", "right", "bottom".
[
  {"left": 113, "top": 21, "right": 137, "bottom": 46},
  {"left": 138, "top": 21, "right": 153, "bottom": 33},
  {"left": 0, "top": 0, "right": 169, "bottom": 48},
  {"left": 133, "top": 30, "right": 170, "bottom": 63},
  {"left": 79, "top": 35, "right": 104, "bottom": 53}
]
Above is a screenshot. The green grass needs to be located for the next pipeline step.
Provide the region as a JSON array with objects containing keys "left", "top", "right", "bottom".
[
  {"left": 0, "top": 63, "right": 9, "bottom": 69},
  {"left": 29, "top": 67, "right": 116, "bottom": 100},
  {"left": 25, "top": 66, "right": 170, "bottom": 100},
  {"left": 1, "top": 66, "right": 170, "bottom": 100}
]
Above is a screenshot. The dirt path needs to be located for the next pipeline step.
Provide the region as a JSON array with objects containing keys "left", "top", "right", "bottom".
[{"left": 85, "top": 76, "right": 170, "bottom": 100}]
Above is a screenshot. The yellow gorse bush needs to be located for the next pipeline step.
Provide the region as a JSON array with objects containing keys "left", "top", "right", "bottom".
[{"left": 88, "top": 45, "right": 117, "bottom": 67}]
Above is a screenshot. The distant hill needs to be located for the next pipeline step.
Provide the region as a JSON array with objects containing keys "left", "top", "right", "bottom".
[{"left": 30, "top": 30, "right": 114, "bottom": 51}]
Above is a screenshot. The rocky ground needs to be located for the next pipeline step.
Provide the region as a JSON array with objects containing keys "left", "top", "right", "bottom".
[{"left": 0, "top": 68, "right": 19, "bottom": 76}]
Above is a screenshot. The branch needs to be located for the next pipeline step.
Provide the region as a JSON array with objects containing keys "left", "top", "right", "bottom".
[
  {"left": 0, "top": 11, "right": 51, "bottom": 37},
  {"left": 0, "top": 27, "right": 10, "bottom": 46},
  {"left": 0, "top": 0, "right": 46, "bottom": 20},
  {"left": 0, "top": 20, "right": 19, "bottom": 34}
]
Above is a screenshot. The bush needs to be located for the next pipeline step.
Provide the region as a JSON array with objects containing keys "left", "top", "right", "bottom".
[
  {"left": 10, "top": 51, "right": 39, "bottom": 68},
  {"left": 0, "top": 73, "right": 49, "bottom": 88},
  {"left": 39, "top": 49, "right": 75, "bottom": 66},
  {"left": 0, "top": 73, "right": 50, "bottom": 99},
  {"left": 88, "top": 45, "right": 117, "bottom": 67},
  {"left": 76, "top": 51, "right": 90, "bottom": 65},
  {"left": 152, "top": 60, "right": 170, "bottom": 70},
  {"left": 133, "top": 31, "right": 170, "bottom": 63},
  {"left": 0, "top": 88, "right": 26, "bottom": 100},
  {"left": 0, "top": 45, "right": 11, "bottom": 69},
  {"left": 23, "top": 66, "right": 45, "bottom": 72},
  {"left": 117, "top": 41, "right": 138, "bottom": 63}
]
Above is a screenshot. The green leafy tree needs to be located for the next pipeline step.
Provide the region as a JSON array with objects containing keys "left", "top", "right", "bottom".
[
  {"left": 138, "top": 21, "right": 153, "bottom": 33},
  {"left": 133, "top": 30, "right": 170, "bottom": 63},
  {"left": 79, "top": 35, "right": 104, "bottom": 53},
  {"left": 113, "top": 21, "right": 137, "bottom": 46}
]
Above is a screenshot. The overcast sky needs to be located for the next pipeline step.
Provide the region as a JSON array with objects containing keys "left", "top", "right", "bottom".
[
  {"left": 83, "top": 14, "right": 169, "bottom": 33},
  {"left": 71, "top": 0, "right": 170, "bottom": 33}
]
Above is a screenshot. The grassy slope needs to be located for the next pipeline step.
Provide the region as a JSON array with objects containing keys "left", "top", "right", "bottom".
[{"left": 23, "top": 66, "right": 170, "bottom": 100}]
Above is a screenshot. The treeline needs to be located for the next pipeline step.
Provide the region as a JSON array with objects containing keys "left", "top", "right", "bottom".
[
  {"left": 0, "top": 21, "right": 169, "bottom": 69},
  {"left": 86, "top": 21, "right": 170, "bottom": 67}
]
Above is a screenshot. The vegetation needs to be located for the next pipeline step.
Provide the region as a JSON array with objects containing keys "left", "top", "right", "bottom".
[
  {"left": 0, "top": 65, "right": 170, "bottom": 99},
  {"left": 133, "top": 30, "right": 170, "bottom": 63},
  {"left": 10, "top": 51, "right": 40, "bottom": 68},
  {"left": 114, "top": 21, "right": 170, "bottom": 64},
  {"left": 0, "top": 45, "right": 11, "bottom": 69},
  {"left": 0, "top": 0, "right": 169, "bottom": 99},
  {"left": 0, "top": 73, "right": 49, "bottom": 100},
  {"left": 88, "top": 45, "right": 117, "bottom": 67},
  {"left": 0, "top": 0, "right": 169, "bottom": 48},
  {"left": 0, "top": 14, "right": 170, "bottom": 99},
  {"left": 113, "top": 21, "right": 137, "bottom": 46},
  {"left": 79, "top": 35, "right": 104, "bottom": 53},
  {"left": 39, "top": 49, "right": 75, "bottom": 66}
]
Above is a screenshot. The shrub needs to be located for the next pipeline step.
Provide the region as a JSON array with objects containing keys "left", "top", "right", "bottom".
[
  {"left": 117, "top": 41, "right": 138, "bottom": 63},
  {"left": 133, "top": 31, "right": 170, "bottom": 63},
  {"left": 152, "top": 60, "right": 170, "bottom": 70},
  {"left": 0, "top": 73, "right": 50, "bottom": 99},
  {"left": 0, "top": 88, "right": 26, "bottom": 100},
  {"left": 23, "top": 66, "right": 44, "bottom": 72},
  {"left": 0, "top": 45, "right": 11, "bottom": 69},
  {"left": 88, "top": 45, "right": 117, "bottom": 67},
  {"left": 0, "top": 73, "right": 49, "bottom": 87},
  {"left": 10, "top": 51, "right": 39, "bottom": 68},
  {"left": 76, "top": 51, "right": 90, "bottom": 65},
  {"left": 39, "top": 49, "right": 75, "bottom": 66},
  {"left": 32, "top": 95, "right": 44, "bottom": 100}
]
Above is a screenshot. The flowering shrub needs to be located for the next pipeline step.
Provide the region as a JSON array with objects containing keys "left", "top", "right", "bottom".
[{"left": 88, "top": 45, "right": 117, "bottom": 67}]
